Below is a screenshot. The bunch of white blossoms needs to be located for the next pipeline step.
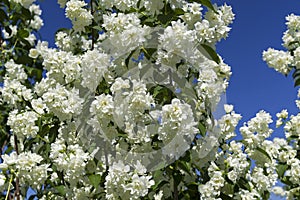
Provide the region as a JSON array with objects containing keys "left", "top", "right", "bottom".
[
  {"left": 0, "top": 152, "right": 50, "bottom": 190},
  {"left": 263, "top": 13, "right": 300, "bottom": 75},
  {"left": 28, "top": 4, "right": 44, "bottom": 30},
  {"left": 262, "top": 48, "right": 293, "bottom": 75},
  {"left": 105, "top": 160, "right": 155, "bottom": 200},
  {"left": 50, "top": 137, "right": 91, "bottom": 186},
  {"left": 0, "top": 60, "right": 33, "bottom": 105},
  {"left": 7, "top": 109, "right": 39, "bottom": 145},
  {"left": 198, "top": 162, "right": 225, "bottom": 199},
  {"left": 239, "top": 110, "right": 273, "bottom": 153},
  {"left": 65, "top": 0, "right": 93, "bottom": 32},
  {"left": 102, "top": 12, "right": 151, "bottom": 56}
]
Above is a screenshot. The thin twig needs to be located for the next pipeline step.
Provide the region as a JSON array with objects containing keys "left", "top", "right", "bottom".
[{"left": 90, "top": 0, "right": 95, "bottom": 50}]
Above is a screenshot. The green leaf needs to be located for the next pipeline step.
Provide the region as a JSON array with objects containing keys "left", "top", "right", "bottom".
[
  {"left": 93, "top": 26, "right": 103, "bottom": 31},
  {"left": 0, "top": 8, "right": 8, "bottom": 22},
  {"left": 198, "top": 122, "right": 206, "bottom": 137},
  {"left": 277, "top": 164, "right": 288, "bottom": 178},
  {"left": 219, "top": 192, "right": 233, "bottom": 200},
  {"left": 89, "top": 174, "right": 101, "bottom": 188},
  {"left": 55, "top": 185, "right": 66, "bottom": 196},
  {"left": 174, "top": 8, "right": 185, "bottom": 15},
  {"left": 17, "top": 29, "right": 29, "bottom": 38},
  {"left": 21, "top": 7, "right": 32, "bottom": 20},
  {"left": 5, "top": 145, "right": 13, "bottom": 154},
  {"left": 198, "top": 0, "right": 216, "bottom": 12},
  {"left": 201, "top": 44, "right": 220, "bottom": 64},
  {"left": 173, "top": 171, "right": 183, "bottom": 185},
  {"left": 236, "top": 177, "right": 251, "bottom": 191},
  {"left": 293, "top": 68, "right": 300, "bottom": 87},
  {"left": 256, "top": 147, "right": 272, "bottom": 161},
  {"left": 141, "top": 48, "right": 156, "bottom": 60},
  {"left": 222, "top": 182, "right": 234, "bottom": 195},
  {"left": 281, "top": 176, "right": 293, "bottom": 185},
  {"left": 86, "top": 160, "right": 97, "bottom": 174},
  {"left": 178, "top": 161, "right": 191, "bottom": 175},
  {"left": 16, "top": 55, "right": 33, "bottom": 66}
]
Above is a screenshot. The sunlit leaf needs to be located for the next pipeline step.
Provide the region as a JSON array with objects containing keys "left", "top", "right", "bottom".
[{"left": 89, "top": 174, "right": 101, "bottom": 188}]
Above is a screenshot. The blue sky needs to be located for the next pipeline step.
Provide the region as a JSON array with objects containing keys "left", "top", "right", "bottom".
[
  {"left": 213, "top": 0, "right": 300, "bottom": 138},
  {"left": 36, "top": 1, "right": 299, "bottom": 199}
]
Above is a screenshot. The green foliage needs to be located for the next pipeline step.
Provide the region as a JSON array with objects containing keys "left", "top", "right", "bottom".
[{"left": 292, "top": 68, "right": 300, "bottom": 87}]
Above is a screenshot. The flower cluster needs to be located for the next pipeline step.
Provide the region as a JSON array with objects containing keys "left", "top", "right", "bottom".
[
  {"left": 263, "top": 13, "right": 300, "bottom": 76},
  {"left": 0, "top": 152, "right": 50, "bottom": 190},
  {"left": 239, "top": 110, "right": 273, "bottom": 153},
  {"left": 65, "top": 0, "right": 93, "bottom": 32},
  {"left": 0, "top": 60, "right": 33, "bottom": 106},
  {"left": 105, "top": 160, "right": 154, "bottom": 200},
  {"left": 7, "top": 109, "right": 39, "bottom": 144},
  {"left": 102, "top": 12, "right": 151, "bottom": 56}
]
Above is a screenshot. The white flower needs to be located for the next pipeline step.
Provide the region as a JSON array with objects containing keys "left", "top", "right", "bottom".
[
  {"left": 81, "top": 49, "right": 110, "bottom": 91},
  {"left": 29, "top": 48, "right": 39, "bottom": 58},
  {"left": 0, "top": 174, "right": 6, "bottom": 187},
  {"left": 224, "top": 104, "right": 233, "bottom": 113},
  {"left": 25, "top": 33, "right": 36, "bottom": 45},
  {"left": 262, "top": 48, "right": 293, "bottom": 75},
  {"left": 31, "top": 98, "right": 46, "bottom": 114},
  {"left": 1, "top": 151, "right": 50, "bottom": 190},
  {"left": 296, "top": 89, "right": 300, "bottom": 109},
  {"left": 276, "top": 109, "right": 288, "bottom": 127},
  {"left": 234, "top": 189, "right": 260, "bottom": 200},
  {"left": 154, "top": 191, "right": 163, "bottom": 200},
  {"left": 127, "top": 174, "right": 155, "bottom": 197},
  {"left": 284, "top": 114, "right": 300, "bottom": 139},
  {"left": 272, "top": 186, "right": 286, "bottom": 197},
  {"left": 240, "top": 110, "right": 273, "bottom": 150},
  {"left": 2, "top": 25, "right": 17, "bottom": 39},
  {"left": 29, "top": 15, "right": 44, "bottom": 30},
  {"left": 111, "top": 77, "right": 131, "bottom": 94},
  {"left": 29, "top": 4, "right": 42, "bottom": 15}
]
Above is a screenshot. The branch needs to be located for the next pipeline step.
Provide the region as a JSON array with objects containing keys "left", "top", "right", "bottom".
[
  {"left": 173, "top": 178, "right": 178, "bottom": 200},
  {"left": 90, "top": 0, "right": 95, "bottom": 50},
  {"left": 13, "top": 135, "right": 20, "bottom": 200}
]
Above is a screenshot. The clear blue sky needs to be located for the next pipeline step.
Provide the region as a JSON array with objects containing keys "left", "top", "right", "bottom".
[
  {"left": 213, "top": 0, "right": 300, "bottom": 139},
  {"left": 37, "top": 1, "right": 299, "bottom": 199}
]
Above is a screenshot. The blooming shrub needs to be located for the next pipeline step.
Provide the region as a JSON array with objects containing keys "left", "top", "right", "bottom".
[{"left": 0, "top": 0, "right": 299, "bottom": 199}]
